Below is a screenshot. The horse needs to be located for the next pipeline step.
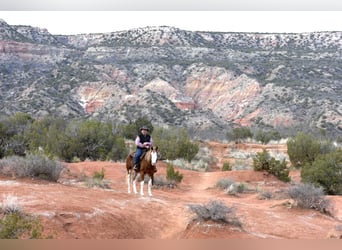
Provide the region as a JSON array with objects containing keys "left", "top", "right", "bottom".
[{"left": 126, "top": 146, "right": 158, "bottom": 196}]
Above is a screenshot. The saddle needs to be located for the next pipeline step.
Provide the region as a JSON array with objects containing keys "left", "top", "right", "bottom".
[
  {"left": 129, "top": 151, "right": 147, "bottom": 160},
  {"left": 129, "top": 150, "right": 157, "bottom": 173}
]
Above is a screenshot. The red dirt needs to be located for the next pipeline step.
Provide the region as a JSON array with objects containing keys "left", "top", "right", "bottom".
[{"left": 0, "top": 142, "right": 341, "bottom": 239}]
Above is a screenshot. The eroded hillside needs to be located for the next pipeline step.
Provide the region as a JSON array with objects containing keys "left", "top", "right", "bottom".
[{"left": 1, "top": 20, "right": 341, "bottom": 139}]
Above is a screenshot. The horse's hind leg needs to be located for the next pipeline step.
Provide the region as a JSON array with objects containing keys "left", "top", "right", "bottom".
[
  {"left": 140, "top": 179, "right": 144, "bottom": 196},
  {"left": 133, "top": 172, "right": 139, "bottom": 194}
]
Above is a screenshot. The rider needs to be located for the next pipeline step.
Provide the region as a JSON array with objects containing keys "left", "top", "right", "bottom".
[{"left": 133, "top": 126, "right": 153, "bottom": 171}]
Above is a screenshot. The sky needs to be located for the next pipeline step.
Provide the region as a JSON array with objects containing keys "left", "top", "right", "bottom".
[{"left": 0, "top": 11, "right": 341, "bottom": 35}]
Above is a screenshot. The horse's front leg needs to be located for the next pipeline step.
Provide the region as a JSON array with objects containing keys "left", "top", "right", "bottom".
[
  {"left": 127, "top": 172, "right": 131, "bottom": 194},
  {"left": 140, "top": 180, "right": 144, "bottom": 196},
  {"left": 147, "top": 176, "right": 153, "bottom": 197}
]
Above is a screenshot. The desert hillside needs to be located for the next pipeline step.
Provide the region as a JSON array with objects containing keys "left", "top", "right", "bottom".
[
  {"left": 1, "top": 19, "right": 341, "bottom": 139},
  {"left": 0, "top": 142, "right": 342, "bottom": 239}
]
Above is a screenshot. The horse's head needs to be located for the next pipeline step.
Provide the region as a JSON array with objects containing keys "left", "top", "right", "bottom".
[{"left": 150, "top": 146, "right": 158, "bottom": 166}]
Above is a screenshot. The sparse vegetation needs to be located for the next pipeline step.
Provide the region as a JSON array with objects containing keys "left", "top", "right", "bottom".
[
  {"left": 258, "top": 191, "right": 273, "bottom": 200},
  {"left": 0, "top": 195, "right": 45, "bottom": 239},
  {"left": 0, "top": 213, "right": 44, "bottom": 239},
  {"left": 166, "top": 163, "right": 183, "bottom": 183},
  {"left": 225, "top": 182, "right": 249, "bottom": 196},
  {"left": 253, "top": 149, "right": 290, "bottom": 182},
  {"left": 216, "top": 178, "right": 250, "bottom": 196},
  {"left": 254, "top": 129, "right": 281, "bottom": 144},
  {"left": 1, "top": 195, "right": 23, "bottom": 215},
  {"left": 0, "top": 154, "right": 64, "bottom": 182},
  {"left": 93, "top": 168, "right": 105, "bottom": 180},
  {"left": 188, "top": 200, "right": 242, "bottom": 227},
  {"left": 216, "top": 178, "right": 235, "bottom": 190},
  {"left": 86, "top": 168, "right": 110, "bottom": 189},
  {"left": 153, "top": 175, "right": 177, "bottom": 189},
  {"left": 222, "top": 161, "right": 232, "bottom": 171},
  {"left": 227, "top": 127, "right": 253, "bottom": 143},
  {"left": 287, "top": 183, "right": 333, "bottom": 215}
]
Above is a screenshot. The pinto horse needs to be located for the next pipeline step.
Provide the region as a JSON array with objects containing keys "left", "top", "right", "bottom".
[{"left": 126, "top": 146, "right": 158, "bottom": 196}]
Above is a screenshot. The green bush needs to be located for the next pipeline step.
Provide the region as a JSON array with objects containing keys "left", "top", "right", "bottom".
[
  {"left": 166, "top": 163, "right": 183, "bottom": 183},
  {"left": 121, "top": 116, "right": 154, "bottom": 140},
  {"left": 4, "top": 114, "right": 128, "bottom": 163},
  {"left": 301, "top": 150, "right": 342, "bottom": 195},
  {"left": 227, "top": 127, "right": 253, "bottom": 143},
  {"left": 287, "top": 132, "right": 321, "bottom": 168},
  {"left": 0, "top": 113, "right": 34, "bottom": 158},
  {"left": 86, "top": 168, "right": 110, "bottom": 189},
  {"left": 253, "top": 149, "right": 290, "bottom": 182},
  {"left": 152, "top": 127, "right": 199, "bottom": 162},
  {"left": 93, "top": 168, "right": 105, "bottom": 180},
  {"left": 0, "top": 194, "right": 44, "bottom": 239},
  {"left": 254, "top": 129, "right": 281, "bottom": 144},
  {"left": 0, "top": 212, "right": 43, "bottom": 239},
  {"left": 222, "top": 161, "right": 232, "bottom": 171}
]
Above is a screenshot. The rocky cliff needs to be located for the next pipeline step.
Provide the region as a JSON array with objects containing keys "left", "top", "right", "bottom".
[{"left": 0, "top": 19, "right": 341, "bottom": 139}]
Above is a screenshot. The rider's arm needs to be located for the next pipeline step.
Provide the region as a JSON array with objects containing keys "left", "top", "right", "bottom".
[{"left": 135, "top": 136, "right": 144, "bottom": 148}]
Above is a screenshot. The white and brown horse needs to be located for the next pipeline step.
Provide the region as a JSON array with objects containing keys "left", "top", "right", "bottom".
[{"left": 126, "top": 146, "right": 158, "bottom": 196}]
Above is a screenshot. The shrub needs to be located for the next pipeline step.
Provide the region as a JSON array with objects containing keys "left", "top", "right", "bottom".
[
  {"left": 0, "top": 195, "right": 44, "bottom": 239},
  {"left": 86, "top": 168, "right": 110, "bottom": 189},
  {"left": 287, "top": 132, "right": 321, "bottom": 168},
  {"left": 25, "top": 154, "right": 65, "bottom": 182},
  {"left": 1, "top": 195, "right": 22, "bottom": 215},
  {"left": 86, "top": 178, "right": 111, "bottom": 189},
  {"left": 222, "top": 161, "right": 232, "bottom": 171},
  {"left": 152, "top": 127, "right": 199, "bottom": 162},
  {"left": 287, "top": 183, "right": 333, "bottom": 215},
  {"left": 216, "top": 178, "right": 235, "bottom": 190},
  {"left": 253, "top": 149, "right": 290, "bottom": 182},
  {"left": 226, "top": 182, "right": 249, "bottom": 195},
  {"left": 253, "top": 149, "right": 270, "bottom": 171},
  {"left": 188, "top": 200, "right": 241, "bottom": 227},
  {"left": 258, "top": 191, "right": 273, "bottom": 200},
  {"left": 301, "top": 150, "right": 342, "bottom": 195},
  {"left": 153, "top": 175, "right": 177, "bottom": 189},
  {"left": 0, "top": 213, "right": 43, "bottom": 239},
  {"left": 93, "top": 168, "right": 105, "bottom": 180},
  {"left": 0, "top": 154, "right": 64, "bottom": 182},
  {"left": 227, "top": 127, "right": 253, "bottom": 143},
  {"left": 166, "top": 163, "right": 183, "bottom": 183},
  {"left": 254, "top": 129, "right": 281, "bottom": 144}
]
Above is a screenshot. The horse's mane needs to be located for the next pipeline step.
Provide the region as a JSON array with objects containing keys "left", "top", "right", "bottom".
[{"left": 144, "top": 148, "right": 152, "bottom": 161}]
